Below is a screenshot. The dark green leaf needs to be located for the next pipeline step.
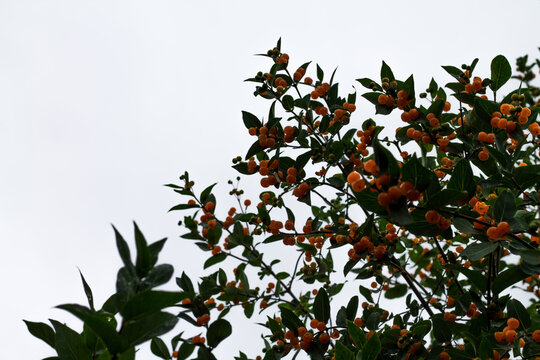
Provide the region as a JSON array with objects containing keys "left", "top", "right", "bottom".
[
  {"left": 207, "top": 319, "right": 232, "bottom": 348},
  {"left": 200, "top": 183, "right": 217, "bottom": 204},
  {"left": 462, "top": 242, "right": 497, "bottom": 261},
  {"left": 346, "top": 320, "right": 366, "bottom": 347},
  {"left": 493, "top": 190, "right": 516, "bottom": 222},
  {"left": 507, "top": 299, "right": 531, "bottom": 330},
  {"left": 177, "top": 343, "right": 195, "bottom": 360},
  {"left": 445, "top": 264, "right": 486, "bottom": 292},
  {"left": 334, "top": 341, "right": 354, "bottom": 360},
  {"left": 492, "top": 265, "right": 529, "bottom": 295},
  {"left": 56, "top": 304, "right": 126, "bottom": 354},
  {"left": 241, "top": 111, "right": 261, "bottom": 129},
  {"left": 204, "top": 252, "right": 227, "bottom": 269},
  {"left": 359, "top": 285, "right": 374, "bottom": 303},
  {"left": 401, "top": 155, "right": 432, "bottom": 192},
  {"left": 143, "top": 264, "right": 174, "bottom": 289},
  {"left": 313, "top": 288, "right": 330, "bottom": 323},
  {"left": 133, "top": 222, "right": 151, "bottom": 278},
  {"left": 50, "top": 319, "right": 93, "bottom": 360},
  {"left": 316, "top": 64, "right": 324, "bottom": 82},
  {"left": 113, "top": 226, "right": 136, "bottom": 276},
  {"left": 490, "top": 55, "right": 512, "bottom": 92},
  {"left": 23, "top": 320, "right": 56, "bottom": 349},
  {"left": 121, "top": 291, "right": 182, "bottom": 321},
  {"left": 448, "top": 159, "right": 475, "bottom": 196},
  {"left": 362, "top": 332, "right": 381, "bottom": 360},
  {"left": 176, "top": 272, "right": 194, "bottom": 293},
  {"left": 380, "top": 61, "right": 394, "bottom": 81},
  {"left": 121, "top": 312, "right": 179, "bottom": 347},
  {"left": 282, "top": 95, "right": 294, "bottom": 111},
  {"left": 432, "top": 315, "right": 452, "bottom": 342},
  {"left": 77, "top": 269, "right": 94, "bottom": 311},
  {"left": 384, "top": 284, "right": 408, "bottom": 299},
  {"left": 345, "top": 296, "right": 358, "bottom": 320},
  {"left": 151, "top": 337, "right": 171, "bottom": 359}
]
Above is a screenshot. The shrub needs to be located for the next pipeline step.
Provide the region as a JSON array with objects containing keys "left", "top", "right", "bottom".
[{"left": 26, "top": 40, "right": 540, "bottom": 360}]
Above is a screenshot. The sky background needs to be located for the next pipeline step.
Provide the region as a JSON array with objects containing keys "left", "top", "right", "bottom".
[{"left": 1, "top": 0, "right": 539, "bottom": 358}]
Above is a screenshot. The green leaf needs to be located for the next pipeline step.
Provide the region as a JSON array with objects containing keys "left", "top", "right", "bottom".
[
  {"left": 432, "top": 315, "right": 452, "bottom": 342},
  {"left": 462, "top": 242, "right": 497, "bottom": 261},
  {"left": 380, "top": 61, "right": 394, "bottom": 81},
  {"left": 442, "top": 65, "right": 463, "bottom": 80},
  {"left": 507, "top": 299, "right": 531, "bottom": 330},
  {"left": 373, "top": 138, "right": 400, "bottom": 183},
  {"left": 426, "top": 189, "right": 467, "bottom": 208},
  {"left": 445, "top": 264, "right": 487, "bottom": 292},
  {"left": 121, "top": 311, "right": 179, "bottom": 348},
  {"left": 401, "top": 155, "right": 432, "bottom": 192},
  {"left": 241, "top": 111, "right": 261, "bottom": 129},
  {"left": 23, "top": 320, "right": 56, "bottom": 349},
  {"left": 490, "top": 55, "right": 512, "bottom": 92},
  {"left": 492, "top": 265, "right": 529, "bottom": 295},
  {"left": 176, "top": 272, "right": 194, "bottom": 293},
  {"left": 177, "top": 343, "right": 195, "bottom": 360},
  {"left": 356, "top": 78, "right": 381, "bottom": 91},
  {"left": 359, "top": 285, "right": 374, "bottom": 303},
  {"left": 410, "top": 320, "right": 431, "bottom": 338},
  {"left": 77, "top": 269, "right": 94, "bottom": 311},
  {"left": 150, "top": 337, "right": 171, "bottom": 359},
  {"left": 279, "top": 307, "right": 303, "bottom": 332},
  {"left": 478, "top": 336, "right": 492, "bottom": 360},
  {"left": 121, "top": 291, "right": 182, "bottom": 321},
  {"left": 520, "top": 249, "right": 540, "bottom": 266},
  {"left": 513, "top": 164, "right": 540, "bottom": 189},
  {"left": 207, "top": 319, "right": 232, "bottom": 347},
  {"left": 50, "top": 319, "right": 93, "bottom": 360},
  {"left": 313, "top": 288, "right": 330, "bottom": 323},
  {"left": 362, "top": 332, "right": 381, "bottom": 360},
  {"left": 56, "top": 304, "right": 126, "bottom": 354},
  {"left": 346, "top": 296, "right": 358, "bottom": 320},
  {"left": 200, "top": 183, "right": 217, "bottom": 204},
  {"left": 143, "top": 264, "right": 174, "bottom": 289},
  {"left": 493, "top": 191, "right": 516, "bottom": 222},
  {"left": 204, "top": 252, "right": 227, "bottom": 269},
  {"left": 384, "top": 283, "right": 408, "bottom": 299},
  {"left": 113, "top": 226, "right": 136, "bottom": 277},
  {"left": 282, "top": 95, "right": 294, "bottom": 111},
  {"left": 316, "top": 64, "right": 324, "bottom": 82},
  {"left": 346, "top": 320, "right": 366, "bottom": 347},
  {"left": 448, "top": 159, "right": 475, "bottom": 196},
  {"left": 334, "top": 341, "right": 354, "bottom": 360},
  {"left": 134, "top": 222, "right": 152, "bottom": 278}
]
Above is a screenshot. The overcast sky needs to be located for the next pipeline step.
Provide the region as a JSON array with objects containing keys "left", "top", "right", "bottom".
[{"left": 1, "top": 1, "right": 539, "bottom": 359}]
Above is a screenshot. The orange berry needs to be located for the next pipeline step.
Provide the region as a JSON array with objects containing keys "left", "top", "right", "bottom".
[
  {"left": 378, "top": 94, "right": 387, "bottom": 105},
  {"left": 310, "top": 318, "right": 319, "bottom": 329},
  {"left": 505, "top": 329, "right": 517, "bottom": 343},
  {"left": 487, "top": 226, "right": 500, "bottom": 239},
  {"left": 532, "top": 329, "right": 540, "bottom": 342},
  {"left": 507, "top": 317, "right": 520, "bottom": 330},
  {"left": 388, "top": 186, "right": 402, "bottom": 200},
  {"left": 425, "top": 210, "right": 440, "bottom": 224},
  {"left": 440, "top": 351, "right": 450, "bottom": 360},
  {"left": 347, "top": 171, "right": 361, "bottom": 184},
  {"left": 494, "top": 331, "right": 505, "bottom": 342},
  {"left": 497, "top": 221, "right": 510, "bottom": 235},
  {"left": 478, "top": 150, "right": 489, "bottom": 161},
  {"left": 318, "top": 333, "right": 330, "bottom": 345},
  {"left": 377, "top": 192, "right": 391, "bottom": 206},
  {"left": 172, "top": 350, "right": 179, "bottom": 358},
  {"left": 444, "top": 102, "right": 451, "bottom": 112}
]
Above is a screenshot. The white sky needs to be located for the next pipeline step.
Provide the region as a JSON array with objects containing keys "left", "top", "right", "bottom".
[{"left": 1, "top": 0, "right": 539, "bottom": 359}]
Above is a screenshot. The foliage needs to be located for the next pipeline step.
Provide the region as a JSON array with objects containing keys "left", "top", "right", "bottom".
[{"left": 26, "top": 41, "right": 540, "bottom": 360}]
